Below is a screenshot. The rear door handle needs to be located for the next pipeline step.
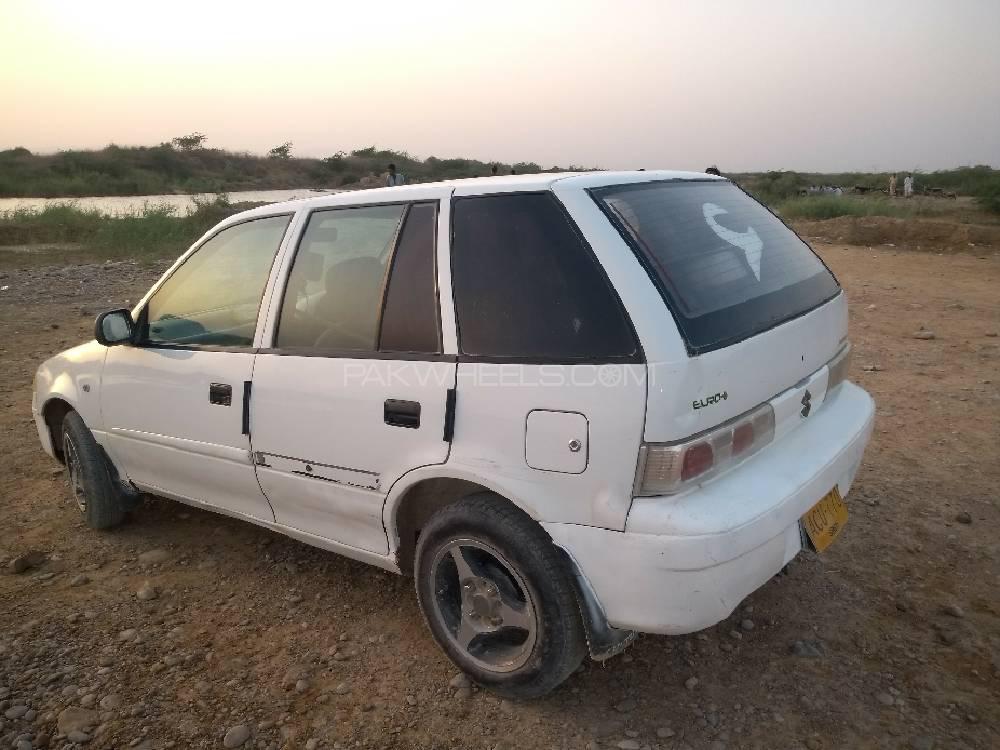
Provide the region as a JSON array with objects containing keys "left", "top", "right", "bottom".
[
  {"left": 209, "top": 382, "right": 232, "bottom": 406},
  {"left": 384, "top": 399, "right": 420, "bottom": 428}
]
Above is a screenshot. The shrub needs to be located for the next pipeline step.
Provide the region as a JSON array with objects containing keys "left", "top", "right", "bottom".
[
  {"left": 268, "top": 142, "right": 293, "bottom": 160},
  {"left": 974, "top": 177, "right": 1000, "bottom": 214},
  {"left": 775, "top": 196, "right": 913, "bottom": 220},
  {"left": 977, "top": 186, "right": 1000, "bottom": 214},
  {"left": 171, "top": 132, "right": 207, "bottom": 151},
  {"left": 0, "top": 196, "right": 248, "bottom": 260}
]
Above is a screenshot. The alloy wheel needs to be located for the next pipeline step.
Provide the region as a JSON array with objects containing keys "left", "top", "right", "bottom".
[
  {"left": 63, "top": 434, "right": 86, "bottom": 514},
  {"left": 429, "top": 539, "right": 538, "bottom": 673}
]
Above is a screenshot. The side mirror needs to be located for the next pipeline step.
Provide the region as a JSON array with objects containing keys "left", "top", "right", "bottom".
[{"left": 95, "top": 308, "right": 135, "bottom": 346}]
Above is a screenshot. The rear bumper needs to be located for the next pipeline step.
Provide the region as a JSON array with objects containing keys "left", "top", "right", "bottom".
[{"left": 544, "top": 382, "right": 875, "bottom": 635}]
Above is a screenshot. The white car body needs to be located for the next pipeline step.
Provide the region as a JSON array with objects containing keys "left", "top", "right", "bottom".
[{"left": 33, "top": 171, "right": 874, "bottom": 648}]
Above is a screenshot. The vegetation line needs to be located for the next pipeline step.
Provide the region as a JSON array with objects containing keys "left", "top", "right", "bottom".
[
  {"left": 2, "top": 140, "right": 997, "bottom": 214},
  {"left": 0, "top": 142, "right": 547, "bottom": 199},
  {"left": 0, "top": 197, "right": 246, "bottom": 261},
  {"left": 2, "top": 141, "right": 998, "bottom": 265}
]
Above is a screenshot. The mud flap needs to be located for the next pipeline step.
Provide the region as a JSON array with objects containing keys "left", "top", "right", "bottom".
[
  {"left": 99, "top": 444, "right": 143, "bottom": 511},
  {"left": 557, "top": 547, "right": 636, "bottom": 660}
]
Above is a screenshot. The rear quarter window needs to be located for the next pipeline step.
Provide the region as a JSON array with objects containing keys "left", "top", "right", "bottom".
[
  {"left": 451, "top": 192, "right": 639, "bottom": 361},
  {"left": 592, "top": 180, "right": 840, "bottom": 354}
]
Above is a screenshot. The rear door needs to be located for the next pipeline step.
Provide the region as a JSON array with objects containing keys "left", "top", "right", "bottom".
[
  {"left": 250, "top": 197, "right": 454, "bottom": 554},
  {"left": 102, "top": 214, "right": 292, "bottom": 521}
]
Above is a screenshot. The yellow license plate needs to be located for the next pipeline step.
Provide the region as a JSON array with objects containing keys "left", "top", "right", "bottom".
[{"left": 801, "top": 486, "right": 848, "bottom": 552}]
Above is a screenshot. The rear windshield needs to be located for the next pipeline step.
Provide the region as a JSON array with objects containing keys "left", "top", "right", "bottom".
[{"left": 592, "top": 180, "right": 840, "bottom": 354}]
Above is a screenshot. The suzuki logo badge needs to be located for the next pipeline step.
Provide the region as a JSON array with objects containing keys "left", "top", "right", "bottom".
[{"left": 800, "top": 389, "right": 812, "bottom": 418}]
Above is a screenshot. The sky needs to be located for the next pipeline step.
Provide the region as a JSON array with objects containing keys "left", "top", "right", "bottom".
[{"left": 1, "top": 0, "right": 998, "bottom": 172}]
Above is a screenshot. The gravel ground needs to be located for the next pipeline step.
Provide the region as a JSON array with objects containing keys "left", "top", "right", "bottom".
[{"left": 0, "top": 244, "right": 998, "bottom": 750}]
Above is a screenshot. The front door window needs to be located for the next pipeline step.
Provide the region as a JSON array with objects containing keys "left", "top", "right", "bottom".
[{"left": 144, "top": 214, "right": 291, "bottom": 347}]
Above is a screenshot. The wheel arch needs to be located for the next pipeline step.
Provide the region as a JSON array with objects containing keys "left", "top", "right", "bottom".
[
  {"left": 384, "top": 468, "right": 540, "bottom": 576},
  {"left": 40, "top": 395, "right": 134, "bottom": 503},
  {"left": 41, "top": 396, "right": 75, "bottom": 462},
  {"left": 384, "top": 469, "right": 635, "bottom": 662}
]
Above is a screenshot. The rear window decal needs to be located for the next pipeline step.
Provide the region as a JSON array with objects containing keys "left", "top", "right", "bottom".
[{"left": 703, "top": 203, "right": 762, "bottom": 281}]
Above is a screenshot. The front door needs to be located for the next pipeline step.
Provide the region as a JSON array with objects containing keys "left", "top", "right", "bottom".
[
  {"left": 102, "top": 214, "right": 292, "bottom": 521},
  {"left": 250, "top": 200, "right": 454, "bottom": 554}
]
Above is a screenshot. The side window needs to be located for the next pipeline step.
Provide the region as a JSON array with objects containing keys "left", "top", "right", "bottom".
[
  {"left": 276, "top": 204, "right": 406, "bottom": 351},
  {"left": 451, "top": 193, "right": 638, "bottom": 360},
  {"left": 379, "top": 203, "right": 441, "bottom": 353},
  {"left": 144, "top": 215, "right": 290, "bottom": 347}
]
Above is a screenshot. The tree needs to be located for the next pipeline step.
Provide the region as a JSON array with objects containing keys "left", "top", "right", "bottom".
[
  {"left": 171, "top": 132, "right": 207, "bottom": 151},
  {"left": 268, "top": 142, "right": 293, "bottom": 159},
  {"left": 323, "top": 151, "right": 347, "bottom": 171}
]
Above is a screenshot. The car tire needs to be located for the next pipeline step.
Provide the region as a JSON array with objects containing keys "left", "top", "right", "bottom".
[
  {"left": 414, "top": 492, "right": 586, "bottom": 698},
  {"left": 62, "top": 411, "right": 126, "bottom": 530}
]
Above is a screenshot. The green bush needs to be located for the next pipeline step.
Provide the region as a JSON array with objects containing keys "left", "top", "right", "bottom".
[
  {"left": 0, "top": 196, "right": 245, "bottom": 260},
  {"left": 734, "top": 165, "right": 1000, "bottom": 203},
  {"left": 977, "top": 187, "right": 1000, "bottom": 214},
  {"left": 974, "top": 177, "right": 1000, "bottom": 214},
  {"left": 775, "top": 196, "right": 914, "bottom": 220}
]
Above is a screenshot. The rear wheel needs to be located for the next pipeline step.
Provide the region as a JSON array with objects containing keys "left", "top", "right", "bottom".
[
  {"left": 414, "top": 493, "right": 586, "bottom": 698},
  {"left": 62, "top": 411, "right": 126, "bottom": 530}
]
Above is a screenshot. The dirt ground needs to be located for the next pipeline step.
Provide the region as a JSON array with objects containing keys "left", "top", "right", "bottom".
[{"left": 0, "top": 240, "right": 998, "bottom": 750}]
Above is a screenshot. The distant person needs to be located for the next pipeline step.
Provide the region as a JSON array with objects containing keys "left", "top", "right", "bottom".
[
  {"left": 385, "top": 163, "right": 405, "bottom": 187},
  {"left": 705, "top": 165, "right": 721, "bottom": 176},
  {"left": 889, "top": 173, "right": 897, "bottom": 197},
  {"left": 510, "top": 167, "right": 517, "bottom": 175},
  {"left": 491, "top": 164, "right": 498, "bottom": 176},
  {"left": 903, "top": 174, "right": 914, "bottom": 198}
]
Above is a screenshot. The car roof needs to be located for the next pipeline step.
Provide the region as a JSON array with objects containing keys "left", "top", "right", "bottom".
[{"left": 231, "top": 170, "right": 723, "bottom": 222}]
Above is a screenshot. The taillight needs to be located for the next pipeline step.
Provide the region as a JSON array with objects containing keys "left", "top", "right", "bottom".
[
  {"left": 731, "top": 422, "right": 754, "bottom": 455},
  {"left": 635, "top": 401, "right": 775, "bottom": 496},
  {"left": 681, "top": 442, "right": 713, "bottom": 481},
  {"left": 827, "top": 343, "right": 851, "bottom": 391}
]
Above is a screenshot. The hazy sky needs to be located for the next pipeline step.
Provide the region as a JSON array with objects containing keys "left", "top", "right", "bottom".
[{"left": 2, "top": 0, "right": 998, "bottom": 172}]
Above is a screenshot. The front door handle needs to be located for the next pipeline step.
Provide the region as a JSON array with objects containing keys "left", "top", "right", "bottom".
[
  {"left": 384, "top": 399, "right": 420, "bottom": 428},
  {"left": 209, "top": 382, "right": 232, "bottom": 406}
]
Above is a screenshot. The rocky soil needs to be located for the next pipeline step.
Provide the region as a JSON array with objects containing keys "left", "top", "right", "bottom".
[{"left": 1, "top": 245, "right": 998, "bottom": 749}]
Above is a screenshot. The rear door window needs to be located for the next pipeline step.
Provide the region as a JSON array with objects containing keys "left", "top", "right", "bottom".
[
  {"left": 379, "top": 203, "right": 441, "bottom": 353},
  {"left": 451, "top": 193, "right": 638, "bottom": 361},
  {"left": 276, "top": 204, "right": 405, "bottom": 351},
  {"left": 592, "top": 180, "right": 840, "bottom": 354}
]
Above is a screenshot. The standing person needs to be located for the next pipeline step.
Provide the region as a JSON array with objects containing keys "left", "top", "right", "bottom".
[
  {"left": 490, "top": 164, "right": 499, "bottom": 176},
  {"left": 903, "top": 174, "right": 914, "bottom": 198},
  {"left": 385, "top": 163, "right": 405, "bottom": 187},
  {"left": 889, "top": 173, "right": 897, "bottom": 197}
]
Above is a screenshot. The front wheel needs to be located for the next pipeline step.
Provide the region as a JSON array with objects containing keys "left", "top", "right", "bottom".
[
  {"left": 414, "top": 493, "right": 586, "bottom": 698},
  {"left": 62, "top": 411, "right": 126, "bottom": 530}
]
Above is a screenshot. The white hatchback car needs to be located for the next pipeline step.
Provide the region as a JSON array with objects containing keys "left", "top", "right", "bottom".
[{"left": 33, "top": 171, "right": 874, "bottom": 697}]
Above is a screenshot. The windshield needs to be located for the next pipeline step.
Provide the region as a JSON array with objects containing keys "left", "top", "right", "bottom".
[{"left": 592, "top": 180, "right": 840, "bottom": 353}]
